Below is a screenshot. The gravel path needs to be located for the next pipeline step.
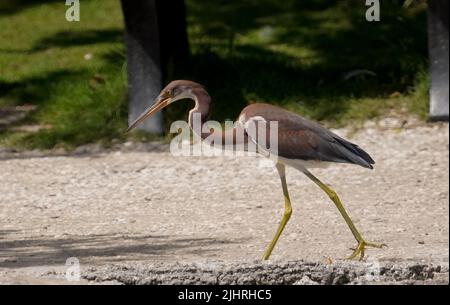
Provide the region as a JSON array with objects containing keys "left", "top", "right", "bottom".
[{"left": 0, "top": 120, "right": 448, "bottom": 284}]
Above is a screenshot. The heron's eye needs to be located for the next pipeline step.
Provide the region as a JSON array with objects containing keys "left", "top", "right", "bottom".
[{"left": 166, "top": 89, "right": 173, "bottom": 96}]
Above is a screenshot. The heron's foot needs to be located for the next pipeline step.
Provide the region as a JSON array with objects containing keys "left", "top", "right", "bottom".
[{"left": 348, "top": 240, "right": 387, "bottom": 260}]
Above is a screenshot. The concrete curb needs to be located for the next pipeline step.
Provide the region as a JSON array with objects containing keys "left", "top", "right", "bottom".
[{"left": 83, "top": 260, "right": 449, "bottom": 285}]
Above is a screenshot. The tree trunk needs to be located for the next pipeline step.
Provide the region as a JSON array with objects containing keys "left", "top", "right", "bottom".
[
  {"left": 120, "top": 0, "right": 190, "bottom": 133},
  {"left": 121, "top": 0, "right": 163, "bottom": 134}
]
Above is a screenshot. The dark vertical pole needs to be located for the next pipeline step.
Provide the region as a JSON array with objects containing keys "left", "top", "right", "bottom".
[
  {"left": 156, "top": 0, "right": 190, "bottom": 80},
  {"left": 428, "top": 0, "right": 449, "bottom": 121},
  {"left": 120, "top": 0, "right": 163, "bottom": 133}
]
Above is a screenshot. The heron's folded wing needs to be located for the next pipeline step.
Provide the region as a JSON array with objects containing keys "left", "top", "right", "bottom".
[
  {"left": 276, "top": 128, "right": 374, "bottom": 169},
  {"left": 240, "top": 104, "right": 374, "bottom": 168}
]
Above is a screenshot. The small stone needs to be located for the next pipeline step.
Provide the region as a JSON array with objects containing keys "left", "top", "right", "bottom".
[{"left": 294, "top": 276, "right": 319, "bottom": 285}]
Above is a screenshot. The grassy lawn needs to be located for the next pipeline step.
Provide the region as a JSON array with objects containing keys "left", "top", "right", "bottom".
[{"left": 0, "top": 0, "right": 429, "bottom": 149}]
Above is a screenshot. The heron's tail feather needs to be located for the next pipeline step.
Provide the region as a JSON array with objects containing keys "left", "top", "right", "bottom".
[{"left": 333, "top": 136, "right": 375, "bottom": 169}]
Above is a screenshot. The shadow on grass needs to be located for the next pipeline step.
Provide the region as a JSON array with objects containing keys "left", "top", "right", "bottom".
[
  {"left": 0, "top": 29, "right": 123, "bottom": 54},
  {"left": 173, "top": 46, "right": 371, "bottom": 122},
  {"left": 0, "top": 70, "right": 88, "bottom": 106},
  {"left": 170, "top": 0, "right": 428, "bottom": 124}
]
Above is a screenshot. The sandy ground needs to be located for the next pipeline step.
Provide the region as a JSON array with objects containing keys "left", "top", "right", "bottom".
[{"left": 0, "top": 120, "right": 448, "bottom": 284}]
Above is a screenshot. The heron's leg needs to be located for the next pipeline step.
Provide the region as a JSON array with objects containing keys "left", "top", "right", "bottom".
[
  {"left": 262, "top": 163, "right": 293, "bottom": 260},
  {"left": 302, "top": 169, "right": 385, "bottom": 260}
]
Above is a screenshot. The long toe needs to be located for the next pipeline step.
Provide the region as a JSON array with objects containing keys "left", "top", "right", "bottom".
[{"left": 347, "top": 240, "right": 386, "bottom": 260}]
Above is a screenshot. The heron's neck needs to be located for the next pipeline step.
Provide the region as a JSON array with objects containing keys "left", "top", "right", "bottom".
[{"left": 188, "top": 87, "right": 211, "bottom": 139}]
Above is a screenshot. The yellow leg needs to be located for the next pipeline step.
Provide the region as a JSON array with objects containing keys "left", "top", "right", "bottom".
[
  {"left": 262, "top": 163, "right": 293, "bottom": 260},
  {"left": 303, "top": 170, "right": 386, "bottom": 260}
]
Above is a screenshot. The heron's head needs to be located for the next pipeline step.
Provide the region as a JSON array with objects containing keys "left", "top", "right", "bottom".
[{"left": 127, "top": 80, "right": 204, "bottom": 132}]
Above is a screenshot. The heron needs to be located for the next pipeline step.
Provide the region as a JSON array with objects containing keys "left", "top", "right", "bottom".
[{"left": 127, "top": 80, "right": 386, "bottom": 260}]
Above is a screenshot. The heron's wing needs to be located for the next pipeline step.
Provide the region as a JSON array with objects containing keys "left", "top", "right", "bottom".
[
  {"left": 276, "top": 128, "right": 374, "bottom": 168},
  {"left": 240, "top": 103, "right": 375, "bottom": 169}
]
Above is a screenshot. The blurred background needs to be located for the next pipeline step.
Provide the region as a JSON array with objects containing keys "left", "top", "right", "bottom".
[{"left": 0, "top": 0, "right": 432, "bottom": 149}]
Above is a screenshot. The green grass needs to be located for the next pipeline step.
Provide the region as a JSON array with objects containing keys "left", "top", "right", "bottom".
[
  {"left": 0, "top": 0, "right": 430, "bottom": 149},
  {"left": 0, "top": 0, "right": 128, "bottom": 149}
]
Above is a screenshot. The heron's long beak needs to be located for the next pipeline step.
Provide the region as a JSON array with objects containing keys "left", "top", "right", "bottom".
[{"left": 126, "top": 97, "right": 171, "bottom": 132}]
